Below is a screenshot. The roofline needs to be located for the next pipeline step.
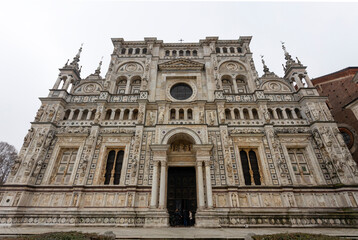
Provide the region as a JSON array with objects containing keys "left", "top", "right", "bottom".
[{"left": 312, "top": 67, "right": 358, "bottom": 83}]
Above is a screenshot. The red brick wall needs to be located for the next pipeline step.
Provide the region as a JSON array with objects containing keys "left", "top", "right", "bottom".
[{"left": 313, "top": 68, "right": 358, "bottom": 163}]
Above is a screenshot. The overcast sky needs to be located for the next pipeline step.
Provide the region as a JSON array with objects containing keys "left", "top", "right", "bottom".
[{"left": 1, "top": 0, "right": 358, "bottom": 150}]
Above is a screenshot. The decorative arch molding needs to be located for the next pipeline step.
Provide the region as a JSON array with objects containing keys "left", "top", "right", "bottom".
[
  {"left": 116, "top": 61, "right": 145, "bottom": 74},
  {"left": 73, "top": 82, "right": 103, "bottom": 95},
  {"left": 161, "top": 127, "right": 202, "bottom": 145},
  {"left": 218, "top": 60, "right": 247, "bottom": 72},
  {"left": 260, "top": 79, "right": 293, "bottom": 93}
]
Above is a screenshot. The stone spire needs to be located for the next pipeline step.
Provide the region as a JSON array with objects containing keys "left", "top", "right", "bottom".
[
  {"left": 260, "top": 55, "right": 278, "bottom": 78},
  {"left": 261, "top": 55, "right": 270, "bottom": 74},
  {"left": 95, "top": 57, "right": 103, "bottom": 75},
  {"left": 281, "top": 41, "right": 296, "bottom": 68},
  {"left": 69, "top": 43, "right": 83, "bottom": 70}
]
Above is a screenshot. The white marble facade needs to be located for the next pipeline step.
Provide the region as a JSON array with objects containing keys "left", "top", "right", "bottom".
[{"left": 1, "top": 37, "right": 358, "bottom": 228}]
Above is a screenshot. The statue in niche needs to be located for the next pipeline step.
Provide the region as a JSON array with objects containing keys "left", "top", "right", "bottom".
[
  {"left": 148, "top": 111, "right": 155, "bottom": 126},
  {"left": 11, "top": 155, "right": 22, "bottom": 175},
  {"left": 199, "top": 111, "right": 204, "bottom": 124},
  {"left": 218, "top": 108, "right": 225, "bottom": 124},
  {"left": 141, "top": 78, "right": 148, "bottom": 91},
  {"left": 158, "top": 107, "right": 165, "bottom": 124},
  {"left": 46, "top": 105, "right": 56, "bottom": 122},
  {"left": 231, "top": 193, "right": 238, "bottom": 208},
  {"left": 321, "top": 127, "right": 333, "bottom": 147},
  {"left": 36, "top": 130, "right": 46, "bottom": 147},
  {"left": 34, "top": 105, "right": 45, "bottom": 122},
  {"left": 24, "top": 154, "right": 36, "bottom": 176},
  {"left": 312, "top": 129, "right": 323, "bottom": 148},
  {"left": 32, "top": 159, "right": 43, "bottom": 177},
  {"left": 137, "top": 106, "right": 145, "bottom": 124},
  {"left": 23, "top": 128, "right": 34, "bottom": 147},
  {"left": 209, "top": 112, "right": 215, "bottom": 126},
  {"left": 44, "top": 130, "right": 55, "bottom": 148}
]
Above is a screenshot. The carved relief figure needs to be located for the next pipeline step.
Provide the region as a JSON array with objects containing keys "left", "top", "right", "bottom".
[
  {"left": 158, "top": 107, "right": 165, "bottom": 124},
  {"left": 23, "top": 128, "right": 34, "bottom": 147},
  {"left": 46, "top": 105, "right": 56, "bottom": 122},
  {"left": 34, "top": 105, "right": 45, "bottom": 122}
]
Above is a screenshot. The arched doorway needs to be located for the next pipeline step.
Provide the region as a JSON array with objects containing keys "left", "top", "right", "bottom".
[{"left": 166, "top": 133, "right": 197, "bottom": 227}]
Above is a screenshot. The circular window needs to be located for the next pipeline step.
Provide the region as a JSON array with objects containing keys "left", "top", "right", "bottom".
[
  {"left": 339, "top": 127, "right": 354, "bottom": 149},
  {"left": 170, "top": 83, "right": 193, "bottom": 100}
]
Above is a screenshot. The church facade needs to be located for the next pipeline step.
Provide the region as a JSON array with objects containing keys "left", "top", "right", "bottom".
[{"left": 1, "top": 37, "right": 358, "bottom": 228}]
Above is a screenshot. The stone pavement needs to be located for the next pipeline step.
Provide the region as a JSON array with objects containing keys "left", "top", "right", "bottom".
[{"left": 1, "top": 227, "right": 358, "bottom": 239}]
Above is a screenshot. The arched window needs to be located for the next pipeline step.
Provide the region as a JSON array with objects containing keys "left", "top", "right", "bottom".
[
  {"left": 240, "top": 150, "right": 251, "bottom": 185},
  {"left": 142, "top": 48, "right": 147, "bottom": 54},
  {"left": 90, "top": 110, "right": 96, "bottom": 120},
  {"left": 186, "top": 50, "right": 191, "bottom": 56},
  {"left": 237, "top": 47, "right": 242, "bottom": 53},
  {"left": 249, "top": 150, "right": 261, "bottom": 185},
  {"left": 187, "top": 109, "right": 193, "bottom": 120},
  {"left": 243, "top": 108, "right": 249, "bottom": 120},
  {"left": 277, "top": 108, "right": 285, "bottom": 119},
  {"left": 179, "top": 50, "right": 184, "bottom": 56},
  {"left": 286, "top": 108, "right": 293, "bottom": 119},
  {"left": 179, "top": 109, "right": 184, "bottom": 120},
  {"left": 117, "top": 77, "right": 127, "bottom": 94},
  {"left": 121, "top": 48, "right": 126, "bottom": 54},
  {"left": 295, "top": 108, "right": 302, "bottom": 119},
  {"left": 240, "top": 149, "right": 261, "bottom": 186},
  {"left": 234, "top": 109, "right": 240, "bottom": 119},
  {"left": 170, "top": 109, "right": 176, "bottom": 120},
  {"left": 63, "top": 110, "right": 71, "bottom": 120},
  {"left": 216, "top": 47, "right": 220, "bottom": 53},
  {"left": 225, "top": 109, "right": 231, "bottom": 120},
  {"left": 223, "top": 47, "right": 228, "bottom": 53},
  {"left": 268, "top": 108, "right": 274, "bottom": 119},
  {"left": 132, "top": 109, "right": 138, "bottom": 120},
  {"left": 130, "top": 76, "right": 141, "bottom": 94},
  {"left": 81, "top": 109, "right": 88, "bottom": 120},
  {"left": 193, "top": 50, "right": 197, "bottom": 56},
  {"left": 252, "top": 109, "right": 259, "bottom": 119},
  {"left": 105, "top": 109, "right": 112, "bottom": 120},
  {"left": 230, "top": 47, "right": 235, "bottom": 53},
  {"left": 72, "top": 109, "right": 79, "bottom": 120},
  {"left": 165, "top": 50, "right": 170, "bottom": 56},
  {"left": 221, "top": 76, "right": 233, "bottom": 93},
  {"left": 276, "top": 108, "right": 283, "bottom": 119},
  {"left": 104, "top": 150, "right": 124, "bottom": 185},
  {"left": 114, "top": 109, "right": 121, "bottom": 120},
  {"left": 236, "top": 75, "right": 247, "bottom": 93},
  {"left": 172, "top": 50, "right": 177, "bottom": 56},
  {"left": 123, "top": 109, "right": 130, "bottom": 120},
  {"left": 128, "top": 48, "right": 133, "bottom": 54},
  {"left": 135, "top": 48, "right": 140, "bottom": 54}
]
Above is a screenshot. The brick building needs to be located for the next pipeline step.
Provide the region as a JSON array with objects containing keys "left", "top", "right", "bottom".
[{"left": 312, "top": 67, "right": 358, "bottom": 163}]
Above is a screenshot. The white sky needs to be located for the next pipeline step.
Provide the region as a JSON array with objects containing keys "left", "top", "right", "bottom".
[{"left": 1, "top": 0, "right": 358, "bottom": 150}]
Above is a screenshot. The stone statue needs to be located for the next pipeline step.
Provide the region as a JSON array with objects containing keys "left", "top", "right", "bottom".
[
  {"left": 34, "top": 105, "right": 45, "bottom": 122},
  {"left": 312, "top": 129, "right": 323, "bottom": 148},
  {"left": 36, "top": 130, "right": 46, "bottom": 147},
  {"left": 137, "top": 106, "right": 145, "bottom": 124},
  {"left": 46, "top": 105, "right": 56, "bottom": 122},
  {"left": 44, "top": 130, "right": 54, "bottom": 148},
  {"left": 158, "top": 107, "right": 165, "bottom": 124},
  {"left": 32, "top": 159, "right": 43, "bottom": 177},
  {"left": 209, "top": 112, "right": 215, "bottom": 126},
  {"left": 218, "top": 108, "right": 225, "bottom": 124},
  {"left": 199, "top": 111, "right": 204, "bottom": 124},
  {"left": 23, "top": 128, "right": 34, "bottom": 147},
  {"left": 11, "top": 156, "right": 22, "bottom": 175},
  {"left": 148, "top": 112, "right": 155, "bottom": 126},
  {"left": 263, "top": 109, "right": 270, "bottom": 123},
  {"left": 321, "top": 127, "right": 333, "bottom": 147},
  {"left": 333, "top": 128, "right": 346, "bottom": 147},
  {"left": 141, "top": 77, "right": 148, "bottom": 91}
]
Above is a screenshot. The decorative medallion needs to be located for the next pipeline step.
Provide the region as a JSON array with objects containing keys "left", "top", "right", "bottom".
[{"left": 125, "top": 63, "right": 137, "bottom": 72}]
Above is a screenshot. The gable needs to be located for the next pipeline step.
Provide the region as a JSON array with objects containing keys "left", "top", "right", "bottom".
[{"left": 158, "top": 59, "right": 204, "bottom": 71}]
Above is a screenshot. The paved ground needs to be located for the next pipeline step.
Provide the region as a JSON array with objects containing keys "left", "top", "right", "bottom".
[{"left": 1, "top": 227, "right": 358, "bottom": 239}]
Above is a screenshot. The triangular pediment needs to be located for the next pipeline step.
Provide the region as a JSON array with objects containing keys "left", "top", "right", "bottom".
[{"left": 158, "top": 59, "right": 204, "bottom": 71}]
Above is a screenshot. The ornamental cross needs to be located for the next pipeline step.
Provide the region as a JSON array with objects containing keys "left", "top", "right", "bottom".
[{"left": 179, "top": 39, "right": 184, "bottom": 43}]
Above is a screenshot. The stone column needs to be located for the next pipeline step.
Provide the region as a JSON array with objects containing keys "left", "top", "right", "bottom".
[
  {"left": 282, "top": 109, "right": 288, "bottom": 119},
  {"left": 273, "top": 109, "right": 278, "bottom": 119},
  {"left": 248, "top": 109, "right": 254, "bottom": 119},
  {"left": 184, "top": 109, "right": 188, "bottom": 120},
  {"left": 86, "top": 110, "right": 92, "bottom": 120},
  {"left": 68, "top": 110, "right": 74, "bottom": 120},
  {"left": 232, "top": 79, "right": 238, "bottom": 94},
  {"left": 193, "top": 144, "right": 214, "bottom": 209},
  {"left": 63, "top": 77, "right": 72, "bottom": 90},
  {"left": 175, "top": 109, "right": 179, "bottom": 120},
  {"left": 150, "top": 144, "right": 170, "bottom": 209},
  {"left": 129, "top": 109, "right": 133, "bottom": 120},
  {"left": 53, "top": 76, "right": 62, "bottom": 89},
  {"left": 119, "top": 108, "right": 125, "bottom": 120},
  {"left": 196, "top": 161, "right": 205, "bottom": 209},
  {"left": 159, "top": 161, "right": 167, "bottom": 209},
  {"left": 110, "top": 109, "right": 116, "bottom": 120},
  {"left": 304, "top": 75, "right": 314, "bottom": 87},
  {"left": 230, "top": 110, "right": 235, "bottom": 120},
  {"left": 125, "top": 79, "right": 131, "bottom": 94},
  {"left": 77, "top": 109, "right": 84, "bottom": 120},
  {"left": 204, "top": 160, "right": 213, "bottom": 208},
  {"left": 239, "top": 109, "right": 244, "bottom": 119},
  {"left": 293, "top": 74, "right": 304, "bottom": 88},
  {"left": 150, "top": 161, "right": 159, "bottom": 208},
  {"left": 292, "top": 109, "right": 298, "bottom": 119}
]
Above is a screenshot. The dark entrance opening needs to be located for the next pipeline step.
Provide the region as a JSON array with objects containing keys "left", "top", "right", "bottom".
[{"left": 167, "top": 167, "right": 197, "bottom": 227}]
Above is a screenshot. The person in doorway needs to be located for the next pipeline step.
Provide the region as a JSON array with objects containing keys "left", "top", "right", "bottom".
[{"left": 189, "top": 210, "right": 193, "bottom": 226}]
